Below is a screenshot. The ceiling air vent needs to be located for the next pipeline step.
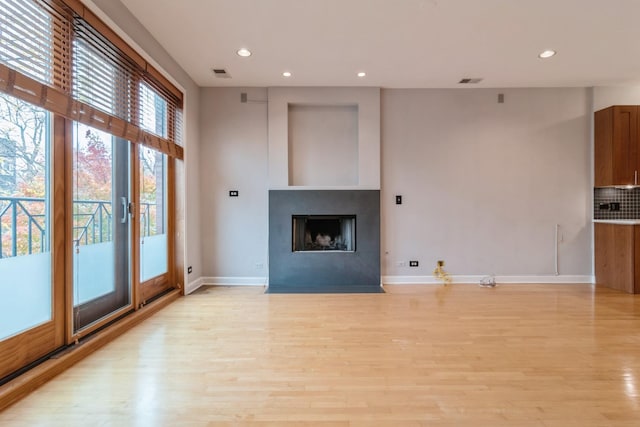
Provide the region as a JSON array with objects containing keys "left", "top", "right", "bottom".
[
  {"left": 458, "top": 78, "right": 483, "bottom": 84},
  {"left": 212, "top": 68, "right": 231, "bottom": 78}
]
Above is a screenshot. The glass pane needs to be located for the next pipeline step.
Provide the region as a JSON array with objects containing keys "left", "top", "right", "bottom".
[
  {"left": 0, "top": 93, "right": 51, "bottom": 341},
  {"left": 140, "top": 146, "right": 167, "bottom": 281},
  {"left": 73, "top": 122, "right": 130, "bottom": 332},
  {"left": 73, "top": 36, "right": 132, "bottom": 121},
  {"left": 139, "top": 83, "right": 167, "bottom": 138}
]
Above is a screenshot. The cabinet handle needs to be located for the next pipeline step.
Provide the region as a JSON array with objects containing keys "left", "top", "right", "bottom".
[{"left": 635, "top": 171, "right": 638, "bottom": 185}]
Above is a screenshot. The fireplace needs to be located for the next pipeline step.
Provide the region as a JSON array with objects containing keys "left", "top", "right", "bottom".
[
  {"left": 292, "top": 215, "right": 356, "bottom": 252},
  {"left": 269, "top": 190, "right": 381, "bottom": 293}
]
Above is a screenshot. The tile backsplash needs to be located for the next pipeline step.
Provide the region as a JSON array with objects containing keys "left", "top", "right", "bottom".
[{"left": 594, "top": 187, "right": 640, "bottom": 219}]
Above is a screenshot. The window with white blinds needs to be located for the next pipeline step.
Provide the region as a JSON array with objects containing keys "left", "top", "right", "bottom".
[
  {"left": 73, "top": 31, "right": 133, "bottom": 120},
  {"left": 0, "top": 0, "right": 183, "bottom": 159},
  {"left": 140, "top": 77, "right": 182, "bottom": 146},
  {"left": 140, "top": 82, "right": 167, "bottom": 138},
  {"left": 0, "top": 0, "right": 57, "bottom": 85}
]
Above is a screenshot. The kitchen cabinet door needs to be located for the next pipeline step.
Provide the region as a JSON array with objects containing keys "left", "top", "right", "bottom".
[
  {"left": 594, "top": 106, "right": 639, "bottom": 186},
  {"left": 594, "top": 223, "right": 640, "bottom": 294},
  {"left": 595, "top": 107, "right": 613, "bottom": 186},
  {"left": 612, "top": 106, "right": 638, "bottom": 185}
]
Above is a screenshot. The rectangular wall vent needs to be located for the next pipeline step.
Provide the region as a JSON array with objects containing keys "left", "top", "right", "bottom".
[
  {"left": 458, "top": 78, "right": 483, "bottom": 84},
  {"left": 212, "top": 68, "right": 231, "bottom": 78}
]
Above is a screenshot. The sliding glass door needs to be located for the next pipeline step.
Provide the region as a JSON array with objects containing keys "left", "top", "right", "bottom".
[
  {"left": 140, "top": 146, "right": 168, "bottom": 282},
  {"left": 138, "top": 83, "right": 173, "bottom": 301},
  {"left": 0, "top": 95, "right": 63, "bottom": 379},
  {"left": 72, "top": 123, "right": 132, "bottom": 333}
]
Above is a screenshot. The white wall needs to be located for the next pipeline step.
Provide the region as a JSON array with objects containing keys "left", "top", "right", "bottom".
[
  {"left": 593, "top": 86, "right": 640, "bottom": 111},
  {"left": 199, "top": 87, "right": 593, "bottom": 280},
  {"left": 381, "top": 88, "right": 592, "bottom": 278},
  {"left": 200, "top": 88, "right": 269, "bottom": 278},
  {"left": 89, "top": 0, "right": 202, "bottom": 286}
]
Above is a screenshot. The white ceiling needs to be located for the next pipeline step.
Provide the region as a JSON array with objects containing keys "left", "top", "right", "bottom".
[{"left": 119, "top": 0, "right": 640, "bottom": 88}]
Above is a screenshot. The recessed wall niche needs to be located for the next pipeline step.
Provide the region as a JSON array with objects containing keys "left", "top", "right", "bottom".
[
  {"left": 267, "top": 87, "right": 380, "bottom": 189},
  {"left": 288, "top": 104, "right": 359, "bottom": 186}
]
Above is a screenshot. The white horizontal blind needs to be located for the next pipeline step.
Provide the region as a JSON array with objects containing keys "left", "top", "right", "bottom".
[
  {"left": 140, "top": 79, "right": 182, "bottom": 146},
  {"left": 175, "top": 107, "right": 183, "bottom": 147},
  {"left": 139, "top": 82, "right": 167, "bottom": 137},
  {"left": 0, "top": 0, "right": 70, "bottom": 89},
  {"left": 72, "top": 19, "right": 134, "bottom": 122}
]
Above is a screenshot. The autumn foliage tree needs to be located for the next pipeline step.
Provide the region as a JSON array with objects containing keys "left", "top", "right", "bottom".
[
  {"left": 0, "top": 95, "right": 118, "bottom": 256},
  {"left": 1, "top": 93, "right": 166, "bottom": 256},
  {"left": 73, "top": 128, "right": 113, "bottom": 202},
  {"left": 0, "top": 94, "right": 47, "bottom": 198},
  {"left": 0, "top": 95, "right": 48, "bottom": 257}
]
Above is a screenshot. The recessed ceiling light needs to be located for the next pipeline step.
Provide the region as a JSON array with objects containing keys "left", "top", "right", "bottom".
[
  {"left": 237, "top": 48, "right": 252, "bottom": 57},
  {"left": 282, "top": 71, "right": 292, "bottom": 77},
  {"left": 538, "top": 50, "right": 556, "bottom": 59},
  {"left": 357, "top": 72, "right": 366, "bottom": 77}
]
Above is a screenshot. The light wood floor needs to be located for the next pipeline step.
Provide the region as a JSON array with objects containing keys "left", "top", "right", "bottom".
[{"left": 1, "top": 284, "right": 640, "bottom": 426}]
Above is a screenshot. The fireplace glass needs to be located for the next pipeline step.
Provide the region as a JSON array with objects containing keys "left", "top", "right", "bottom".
[{"left": 292, "top": 215, "right": 356, "bottom": 252}]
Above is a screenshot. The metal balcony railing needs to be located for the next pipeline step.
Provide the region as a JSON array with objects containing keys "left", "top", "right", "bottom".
[
  {"left": 0, "top": 197, "right": 46, "bottom": 258},
  {"left": 72, "top": 199, "right": 113, "bottom": 247},
  {"left": 0, "top": 197, "right": 156, "bottom": 259}
]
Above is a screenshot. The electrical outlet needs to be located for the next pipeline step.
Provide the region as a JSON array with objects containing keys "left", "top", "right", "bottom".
[
  {"left": 409, "top": 261, "right": 419, "bottom": 267},
  {"left": 187, "top": 266, "right": 193, "bottom": 274},
  {"left": 396, "top": 195, "right": 402, "bottom": 205},
  {"left": 256, "top": 263, "right": 264, "bottom": 270},
  {"left": 229, "top": 190, "right": 239, "bottom": 197},
  {"left": 610, "top": 202, "right": 621, "bottom": 211}
]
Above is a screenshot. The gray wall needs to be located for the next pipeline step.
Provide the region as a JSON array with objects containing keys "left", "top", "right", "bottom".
[
  {"left": 200, "top": 87, "right": 594, "bottom": 279},
  {"left": 381, "top": 88, "right": 592, "bottom": 277},
  {"left": 268, "top": 87, "right": 381, "bottom": 189},
  {"left": 288, "top": 105, "right": 359, "bottom": 187},
  {"left": 89, "top": 0, "right": 202, "bottom": 285},
  {"left": 200, "top": 88, "right": 269, "bottom": 277},
  {"left": 594, "top": 87, "right": 640, "bottom": 111}
]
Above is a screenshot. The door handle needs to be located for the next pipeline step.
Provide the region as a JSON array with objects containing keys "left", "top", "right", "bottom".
[{"left": 120, "top": 197, "right": 127, "bottom": 224}]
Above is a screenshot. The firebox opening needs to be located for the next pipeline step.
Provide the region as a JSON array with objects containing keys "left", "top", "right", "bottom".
[{"left": 292, "top": 215, "right": 356, "bottom": 252}]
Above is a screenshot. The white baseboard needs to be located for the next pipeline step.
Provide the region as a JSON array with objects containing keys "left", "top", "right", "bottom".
[
  {"left": 189, "top": 275, "right": 594, "bottom": 292},
  {"left": 185, "top": 277, "right": 204, "bottom": 294},
  {"left": 201, "top": 276, "right": 268, "bottom": 286},
  {"left": 382, "top": 275, "right": 595, "bottom": 285}
]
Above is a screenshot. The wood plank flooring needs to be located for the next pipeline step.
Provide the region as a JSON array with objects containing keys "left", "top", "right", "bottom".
[{"left": 1, "top": 284, "right": 640, "bottom": 426}]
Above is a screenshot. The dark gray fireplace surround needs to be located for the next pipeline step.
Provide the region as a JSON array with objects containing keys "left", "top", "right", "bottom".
[{"left": 268, "top": 190, "right": 381, "bottom": 293}]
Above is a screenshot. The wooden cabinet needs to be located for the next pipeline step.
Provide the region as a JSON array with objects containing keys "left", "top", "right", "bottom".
[
  {"left": 594, "top": 106, "right": 640, "bottom": 186},
  {"left": 594, "top": 223, "right": 640, "bottom": 293}
]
